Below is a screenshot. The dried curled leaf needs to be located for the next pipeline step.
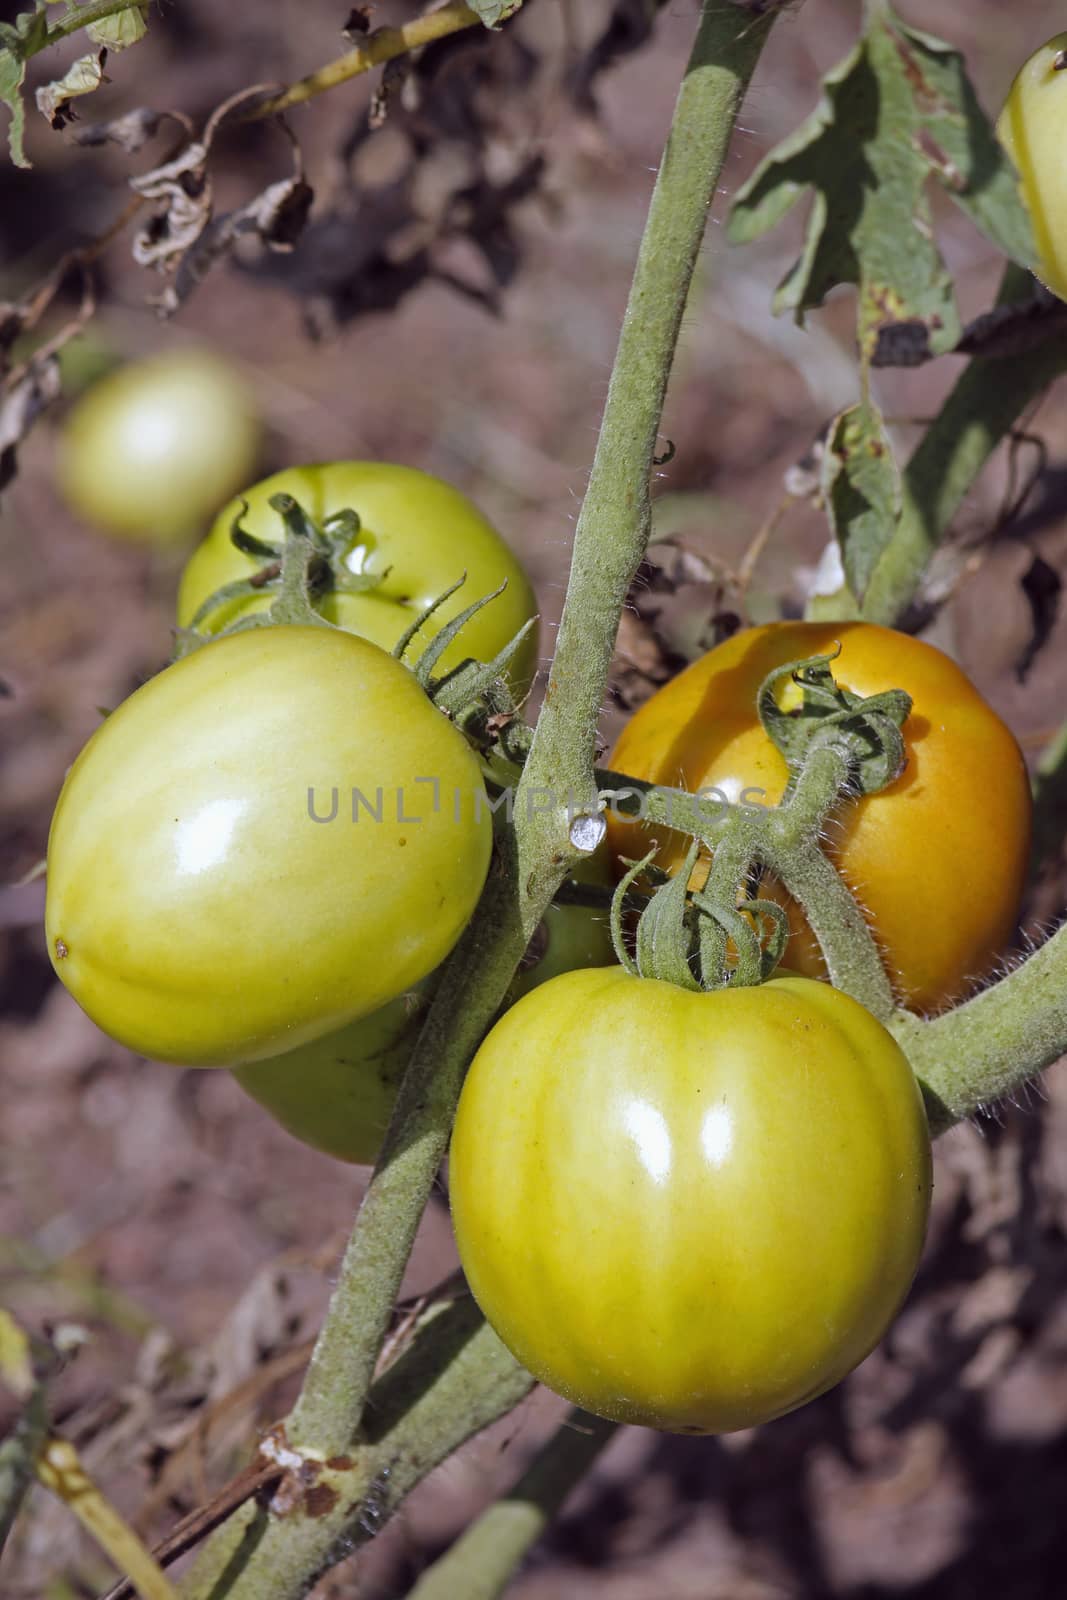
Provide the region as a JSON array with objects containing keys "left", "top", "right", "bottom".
[
  {"left": 129, "top": 87, "right": 311, "bottom": 314},
  {"left": 35, "top": 46, "right": 107, "bottom": 130},
  {"left": 0, "top": 353, "right": 61, "bottom": 490},
  {"left": 74, "top": 105, "right": 179, "bottom": 153},
  {"left": 154, "top": 166, "right": 313, "bottom": 316}
]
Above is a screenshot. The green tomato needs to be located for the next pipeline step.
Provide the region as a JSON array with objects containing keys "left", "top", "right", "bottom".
[
  {"left": 233, "top": 986, "right": 427, "bottom": 1166},
  {"left": 177, "top": 462, "right": 540, "bottom": 694},
  {"left": 57, "top": 349, "right": 261, "bottom": 544},
  {"left": 998, "top": 34, "right": 1067, "bottom": 303},
  {"left": 233, "top": 852, "right": 618, "bottom": 1164},
  {"left": 450, "top": 969, "right": 931, "bottom": 1434},
  {"left": 45, "top": 626, "right": 491, "bottom": 1067}
]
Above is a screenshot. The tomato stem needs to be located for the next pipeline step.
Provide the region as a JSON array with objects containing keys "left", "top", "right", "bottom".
[
  {"left": 182, "top": 4, "right": 787, "bottom": 1590},
  {"left": 403, "top": 1410, "right": 617, "bottom": 1600}
]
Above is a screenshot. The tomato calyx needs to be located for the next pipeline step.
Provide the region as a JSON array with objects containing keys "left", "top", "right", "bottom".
[
  {"left": 758, "top": 647, "right": 911, "bottom": 798},
  {"left": 610, "top": 842, "right": 788, "bottom": 991},
  {"left": 173, "top": 491, "right": 538, "bottom": 744},
  {"left": 174, "top": 492, "right": 385, "bottom": 655}
]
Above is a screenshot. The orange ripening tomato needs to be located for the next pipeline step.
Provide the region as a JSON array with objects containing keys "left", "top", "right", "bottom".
[{"left": 605, "top": 621, "right": 1031, "bottom": 1013}]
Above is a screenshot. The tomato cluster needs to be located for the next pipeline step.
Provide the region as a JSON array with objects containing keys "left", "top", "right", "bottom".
[{"left": 46, "top": 440, "right": 1033, "bottom": 1434}]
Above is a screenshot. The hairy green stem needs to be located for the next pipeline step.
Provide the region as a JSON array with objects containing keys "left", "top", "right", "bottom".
[
  {"left": 405, "top": 1410, "right": 617, "bottom": 1600},
  {"left": 859, "top": 264, "right": 1067, "bottom": 625},
  {"left": 891, "top": 921, "right": 1067, "bottom": 1135},
  {"left": 182, "top": 1298, "right": 533, "bottom": 1600}
]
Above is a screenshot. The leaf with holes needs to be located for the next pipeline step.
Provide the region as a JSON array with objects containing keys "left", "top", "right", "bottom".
[{"left": 727, "top": 3, "right": 1037, "bottom": 364}]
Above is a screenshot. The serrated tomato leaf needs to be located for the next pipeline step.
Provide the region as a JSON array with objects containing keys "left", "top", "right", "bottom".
[{"left": 727, "top": 3, "right": 1038, "bottom": 364}]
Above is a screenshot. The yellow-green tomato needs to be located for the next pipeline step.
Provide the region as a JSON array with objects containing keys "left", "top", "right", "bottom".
[
  {"left": 233, "top": 988, "right": 426, "bottom": 1165},
  {"left": 998, "top": 34, "right": 1067, "bottom": 303},
  {"left": 45, "top": 627, "right": 491, "bottom": 1067},
  {"left": 232, "top": 855, "right": 618, "bottom": 1164},
  {"left": 450, "top": 969, "right": 931, "bottom": 1435},
  {"left": 57, "top": 349, "right": 261, "bottom": 543},
  {"left": 177, "top": 462, "right": 540, "bottom": 695}
]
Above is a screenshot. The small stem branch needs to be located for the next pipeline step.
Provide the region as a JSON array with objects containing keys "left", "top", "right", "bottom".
[
  {"left": 405, "top": 1410, "right": 617, "bottom": 1600},
  {"left": 890, "top": 922, "right": 1067, "bottom": 1135},
  {"left": 248, "top": 4, "right": 489, "bottom": 120},
  {"left": 0, "top": 1386, "right": 48, "bottom": 1556},
  {"left": 45, "top": 0, "right": 145, "bottom": 46},
  {"left": 860, "top": 263, "right": 1067, "bottom": 625},
  {"left": 768, "top": 840, "right": 896, "bottom": 1019}
]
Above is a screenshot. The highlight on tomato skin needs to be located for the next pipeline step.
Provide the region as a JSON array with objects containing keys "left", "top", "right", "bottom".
[
  {"left": 604, "top": 620, "right": 1032, "bottom": 1014},
  {"left": 997, "top": 33, "right": 1067, "bottom": 304},
  {"left": 44, "top": 625, "right": 493, "bottom": 1069},
  {"left": 449, "top": 967, "right": 933, "bottom": 1436},
  {"left": 57, "top": 348, "right": 262, "bottom": 545},
  {"left": 176, "top": 460, "right": 541, "bottom": 695}
]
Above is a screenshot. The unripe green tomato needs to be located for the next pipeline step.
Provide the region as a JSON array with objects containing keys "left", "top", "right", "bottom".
[
  {"left": 177, "top": 462, "right": 540, "bottom": 696},
  {"left": 57, "top": 349, "right": 261, "bottom": 544},
  {"left": 998, "top": 34, "right": 1067, "bottom": 303},
  {"left": 233, "top": 852, "right": 617, "bottom": 1163},
  {"left": 450, "top": 969, "right": 932, "bottom": 1435},
  {"left": 45, "top": 626, "right": 492, "bottom": 1067}
]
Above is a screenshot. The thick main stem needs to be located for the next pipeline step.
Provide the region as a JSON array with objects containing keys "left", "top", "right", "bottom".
[{"left": 283, "top": 0, "right": 778, "bottom": 1465}]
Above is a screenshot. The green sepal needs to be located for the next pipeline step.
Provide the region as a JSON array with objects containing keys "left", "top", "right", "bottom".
[
  {"left": 227, "top": 500, "right": 281, "bottom": 562},
  {"left": 691, "top": 895, "right": 790, "bottom": 986},
  {"left": 634, "top": 840, "right": 703, "bottom": 990},
  {"left": 267, "top": 492, "right": 332, "bottom": 555},
  {"left": 183, "top": 572, "right": 279, "bottom": 635},
  {"left": 431, "top": 618, "right": 538, "bottom": 730},
  {"left": 410, "top": 581, "right": 507, "bottom": 687},
  {"left": 609, "top": 850, "right": 658, "bottom": 977},
  {"left": 392, "top": 575, "right": 468, "bottom": 667},
  {"left": 757, "top": 649, "right": 911, "bottom": 796}
]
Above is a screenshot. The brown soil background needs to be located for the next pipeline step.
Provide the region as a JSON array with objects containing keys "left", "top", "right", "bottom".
[{"left": 4, "top": 2, "right": 1067, "bottom": 1595}]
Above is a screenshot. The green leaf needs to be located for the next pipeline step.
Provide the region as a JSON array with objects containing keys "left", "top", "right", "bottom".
[
  {"left": 467, "top": 0, "right": 521, "bottom": 27},
  {"left": 820, "top": 400, "right": 901, "bottom": 601},
  {"left": 0, "top": 2, "right": 48, "bottom": 167},
  {"left": 727, "top": 3, "right": 1038, "bottom": 364}
]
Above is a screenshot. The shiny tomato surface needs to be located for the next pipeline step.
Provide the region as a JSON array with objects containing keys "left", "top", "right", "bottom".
[
  {"left": 46, "top": 626, "right": 491, "bottom": 1066},
  {"left": 451, "top": 968, "right": 931, "bottom": 1433}
]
